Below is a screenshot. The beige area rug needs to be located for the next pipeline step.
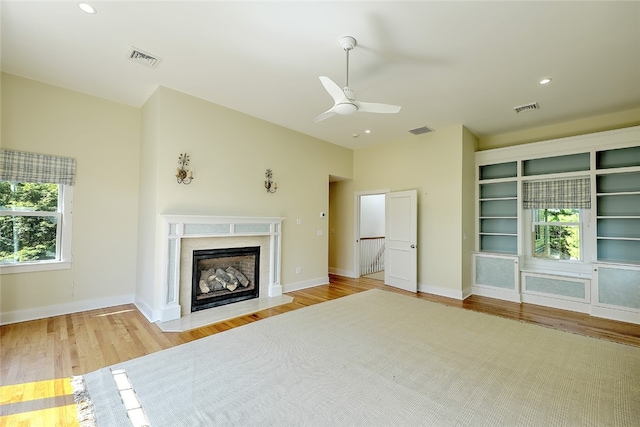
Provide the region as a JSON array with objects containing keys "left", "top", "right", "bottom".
[{"left": 76, "top": 289, "right": 640, "bottom": 426}]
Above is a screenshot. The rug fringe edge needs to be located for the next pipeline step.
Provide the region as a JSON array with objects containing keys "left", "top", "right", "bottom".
[{"left": 71, "top": 375, "right": 98, "bottom": 427}]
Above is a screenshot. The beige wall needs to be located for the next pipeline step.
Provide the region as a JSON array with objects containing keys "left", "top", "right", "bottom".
[
  {"left": 2, "top": 71, "right": 636, "bottom": 320},
  {"left": 330, "top": 108, "right": 637, "bottom": 297},
  {"left": 461, "top": 127, "right": 478, "bottom": 295},
  {"left": 1, "top": 77, "right": 353, "bottom": 322},
  {"left": 329, "top": 125, "right": 476, "bottom": 298},
  {"left": 1, "top": 73, "right": 141, "bottom": 318},
  {"left": 135, "top": 90, "right": 161, "bottom": 311},
  {"left": 136, "top": 87, "right": 353, "bottom": 317},
  {"left": 478, "top": 107, "right": 640, "bottom": 150}
]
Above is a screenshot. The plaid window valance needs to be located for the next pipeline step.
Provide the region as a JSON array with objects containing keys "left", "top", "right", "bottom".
[
  {"left": 0, "top": 149, "right": 76, "bottom": 185},
  {"left": 523, "top": 177, "right": 591, "bottom": 209}
]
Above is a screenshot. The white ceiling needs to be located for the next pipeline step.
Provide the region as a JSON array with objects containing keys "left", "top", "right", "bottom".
[{"left": 2, "top": 1, "right": 639, "bottom": 149}]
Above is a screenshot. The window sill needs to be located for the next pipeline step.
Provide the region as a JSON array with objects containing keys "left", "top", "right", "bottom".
[{"left": 0, "top": 261, "right": 72, "bottom": 275}]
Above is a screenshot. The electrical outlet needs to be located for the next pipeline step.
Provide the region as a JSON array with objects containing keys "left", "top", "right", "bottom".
[
  {"left": 295, "top": 267, "right": 302, "bottom": 275},
  {"left": 296, "top": 218, "right": 303, "bottom": 225}
]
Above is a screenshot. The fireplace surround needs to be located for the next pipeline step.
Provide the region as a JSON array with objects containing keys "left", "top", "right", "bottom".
[{"left": 159, "top": 215, "right": 284, "bottom": 323}]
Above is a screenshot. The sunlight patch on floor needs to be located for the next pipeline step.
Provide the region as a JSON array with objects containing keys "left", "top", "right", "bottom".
[{"left": 0, "top": 378, "right": 79, "bottom": 426}]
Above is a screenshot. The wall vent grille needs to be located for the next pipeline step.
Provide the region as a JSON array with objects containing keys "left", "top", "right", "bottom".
[
  {"left": 128, "top": 47, "right": 161, "bottom": 68},
  {"left": 513, "top": 102, "right": 540, "bottom": 113},
  {"left": 408, "top": 125, "right": 435, "bottom": 135}
]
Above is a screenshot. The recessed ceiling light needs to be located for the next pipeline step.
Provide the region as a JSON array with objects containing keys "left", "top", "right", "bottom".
[
  {"left": 78, "top": 2, "right": 97, "bottom": 14},
  {"left": 539, "top": 78, "right": 552, "bottom": 85},
  {"left": 364, "top": 129, "right": 371, "bottom": 134}
]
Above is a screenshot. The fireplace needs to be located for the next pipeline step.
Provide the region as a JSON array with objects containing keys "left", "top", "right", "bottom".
[
  {"left": 192, "top": 246, "right": 260, "bottom": 312},
  {"left": 158, "top": 215, "right": 283, "bottom": 323}
]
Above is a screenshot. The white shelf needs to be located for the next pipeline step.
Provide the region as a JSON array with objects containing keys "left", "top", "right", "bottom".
[
  {"left": 479, "top": 197, "right": 517, "bottom": 201},
  {"left": 596, "top": 236, "right": 640, "bottom": 241},
  {"left": 597, "top": 191, "right": 640, "bottom": 196},
  {"left": 596, "top": 165, "right": 640, "bottom": 174}
]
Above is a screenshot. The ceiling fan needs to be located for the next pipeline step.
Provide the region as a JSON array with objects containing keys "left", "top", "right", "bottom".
[{"left": 313, "top": 36, "right": 401, "bottom": 122}]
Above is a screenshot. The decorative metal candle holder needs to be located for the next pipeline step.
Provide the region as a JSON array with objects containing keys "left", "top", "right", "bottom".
[
  {"left": 176, "top": 153, "right": 193, "bottom": 184},
  {"left": 264, "top": 169, "right": 277, "bottom": 193}
]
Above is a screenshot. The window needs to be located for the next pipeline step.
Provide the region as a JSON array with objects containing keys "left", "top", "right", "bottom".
[
  {"left": 522, "top": 177, "right": 592, "bottom": 273},
  {"left": 0, "top": 149, "right": 75, "bottom": 273},
  {"left": 531, "top": 208, "right": 581, "bottom": 261},
  {"left": 1, "top": 182, "right": 61, "bottom": 263}
]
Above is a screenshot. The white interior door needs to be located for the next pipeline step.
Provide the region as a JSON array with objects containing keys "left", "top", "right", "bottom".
[{"left": 384, "top": 190, "right": 417, "bottom": 292}]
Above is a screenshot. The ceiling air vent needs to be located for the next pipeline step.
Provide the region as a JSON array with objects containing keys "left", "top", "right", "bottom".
[
  {"left": 127, "top": 47, "right": 161, "bottom": 68},
  {"left": 408, "top": 125, "right": 435, "bottom": 135},
  {"left": 513, "top": 102, "right": 539, "bottom": 113}
]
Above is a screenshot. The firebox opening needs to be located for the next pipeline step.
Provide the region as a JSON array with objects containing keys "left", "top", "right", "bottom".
[{"left": 191, "top": 246, "right": 260, "bottom": 312}]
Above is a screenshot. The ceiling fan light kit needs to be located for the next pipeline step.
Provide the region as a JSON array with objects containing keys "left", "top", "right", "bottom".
[
  {"left": 334, "top": 103, "right": 358, "bottom": 115},
  {"left": 313, "top": 36, "right": 401, "bottom": 122}
]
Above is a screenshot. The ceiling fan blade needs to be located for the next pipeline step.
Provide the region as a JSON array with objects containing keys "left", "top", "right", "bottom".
[
  {"left": 319, "top": 76, "right": 348, "bottom": 103},
  {"left": 313, "top": 108, "right": 337, "bottom": 123},
  {"left": 356, "top": 101, "right": 401, "bottom": 114}
]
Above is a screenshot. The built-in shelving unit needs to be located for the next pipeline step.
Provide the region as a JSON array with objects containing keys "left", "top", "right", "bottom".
[
  {"left": 474, "top": 125, "right": 640, "bottom": 324},
  {"left": 595, "top": 146, "right": 640, "bottom": 265},
  {"left": 478, "top": 162, "right": 518, "bottom": 255}
]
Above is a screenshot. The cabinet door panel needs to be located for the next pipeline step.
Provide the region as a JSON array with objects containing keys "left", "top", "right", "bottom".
[
  {"left": 596, "top": 267, "right": 640, "bottom": 310},
  {"left": 475, "top": 256, "right": 517, "bottom": 289}
]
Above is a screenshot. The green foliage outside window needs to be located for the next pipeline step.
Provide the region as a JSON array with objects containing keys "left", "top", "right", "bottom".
[
  {"left": 533, "top": 208, "right": 580, "bottom": 260},
  {"left": 0, "top": 182, "right": 59, "bottom": 263}
]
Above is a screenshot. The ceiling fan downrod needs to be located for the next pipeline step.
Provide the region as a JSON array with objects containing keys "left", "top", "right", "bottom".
[{"left": 339, "top": 36, "right": 356, "bottom": 88}]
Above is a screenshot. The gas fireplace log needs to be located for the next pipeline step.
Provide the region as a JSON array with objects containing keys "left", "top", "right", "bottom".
[
  {"left": 199, "top": 280, "right": 210, "bottom": 293},
  {"left": 226, "top": 266, "right": 250, "bottom": 287},
  {"left": 215, "top": 269, "right": 239, "bottom": 291},
  {"left": 216, "top": 269, "right": 236, "bottom": 286},
  {"left": 199, "top": 265, "right": 251, "bottom": 295},
  {"left": 201, "top": 268, "right": 226, "bottom": 291}
]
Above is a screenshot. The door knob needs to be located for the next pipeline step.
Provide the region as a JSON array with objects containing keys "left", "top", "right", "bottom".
[{"left": 410, "top": 244, "right": 416, "bottom": 249}]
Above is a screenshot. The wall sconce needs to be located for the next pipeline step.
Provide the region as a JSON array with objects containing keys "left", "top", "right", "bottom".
[
  {"left": 264, "top": 169, "right": 277, "bottom": 193},
  {"left": 176, "top": 153, "right": 193, "bottom": 185}
]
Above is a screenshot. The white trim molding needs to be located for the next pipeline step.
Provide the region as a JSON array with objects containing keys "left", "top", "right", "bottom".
[
  {"left": 0, "top": 294, "right": 134, "bottom": 326},
  {"left": 328, "top": 267, "right": 357, "bottom": 278},
  {"left": 418, "top": 283, "right": 469, "bottom": 300},
  {"left": 283, "top": 276, "right": 330, "bottom": 293},
  {"left": 160, "top": 215, "right": 284, "bottom": 323}
]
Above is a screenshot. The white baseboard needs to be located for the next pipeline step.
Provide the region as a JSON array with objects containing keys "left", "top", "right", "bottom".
[
  {"left": 328, "top": 267, "right": 357, "bottom": 278},
  {"left": 591, "top": 305, "right": 640, "bottom": 325},
  {"left": 134, "top": 297, "right": 160, "bottom": 323},
  {"left": 521, "top": 293, "right": 590, "bottom": 314},
  {"left": 0, "top": 294, "right": 135, "bottom": 326},
  {"left": 462, "top": 286, "right": 474, "bottom": 300},
  {"left": 472, "top": 285, "right": 522, "bottom": 303},
  {"left": 418, "top": 283, "right": 467, "bottom": 300},
  {"left": 283, "top": 276, "right": 329, "bottom": 293}
]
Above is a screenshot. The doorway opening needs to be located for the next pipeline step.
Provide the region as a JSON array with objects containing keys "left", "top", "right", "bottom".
[{"left": 356, "top": 191, "right": 388, "bottom": 280}]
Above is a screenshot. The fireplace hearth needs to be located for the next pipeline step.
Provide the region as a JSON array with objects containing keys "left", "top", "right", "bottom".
[{"left": 192, "top": 246, "right": 260, "bottom": 312}]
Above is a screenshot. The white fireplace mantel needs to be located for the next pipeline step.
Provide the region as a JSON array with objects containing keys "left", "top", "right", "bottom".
[{"left": 159, "top": 215, "right": 284, "bottom": 322}]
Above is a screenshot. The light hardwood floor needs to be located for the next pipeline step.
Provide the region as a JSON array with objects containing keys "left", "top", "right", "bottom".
[{"left": 1, "top": 275, "right": 639, "bottom": 425}]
